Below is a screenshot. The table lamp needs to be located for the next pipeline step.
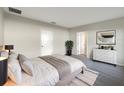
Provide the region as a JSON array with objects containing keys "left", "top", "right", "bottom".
[{"left": 5, "top": 45, "right": 14, "bottom": 55}]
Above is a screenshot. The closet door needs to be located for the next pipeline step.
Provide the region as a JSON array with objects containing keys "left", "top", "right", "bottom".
[{"left": 41, "top": 30, "right": 53, "bottom": 56}]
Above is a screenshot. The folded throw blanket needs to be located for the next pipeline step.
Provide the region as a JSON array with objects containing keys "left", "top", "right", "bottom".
[{"left": 39, "top": 56, "right": 71, "bottom": 80}]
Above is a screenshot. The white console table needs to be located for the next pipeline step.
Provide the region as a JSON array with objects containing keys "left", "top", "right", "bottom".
[{"left": 93, "top": 49, "right": 117, "bottom": 65}]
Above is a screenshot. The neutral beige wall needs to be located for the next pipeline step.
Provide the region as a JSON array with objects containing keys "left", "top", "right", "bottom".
[
  {"left": 4, "top": 13, "right": 69, "bottom": 58},
  {"left": 3, "top": 10, "right": 124, "bottom": 66},
  {"left": 0, "top": 8, "right": 4, "bottom": 45},
  {"left": 70, "top": 17, "right": 124, "bottom": 66}
]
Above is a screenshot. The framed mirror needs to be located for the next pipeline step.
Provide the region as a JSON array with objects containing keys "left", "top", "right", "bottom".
[{"left": 96, "top": 30, "right": 116, "bottom": 45}]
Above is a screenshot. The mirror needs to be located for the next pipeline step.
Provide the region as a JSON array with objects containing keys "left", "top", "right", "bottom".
[{"left": 96, "top": 30, "right": 116, "bottom": 45}]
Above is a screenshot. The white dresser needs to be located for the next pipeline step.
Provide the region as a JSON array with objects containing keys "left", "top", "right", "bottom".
[{"left": 93, "top": 49, "right": 117, "bottom": 65}]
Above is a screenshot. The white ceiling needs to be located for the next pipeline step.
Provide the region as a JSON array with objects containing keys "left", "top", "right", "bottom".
[{"left": 4, "top": 7, "right": 124, "bottom": 28}]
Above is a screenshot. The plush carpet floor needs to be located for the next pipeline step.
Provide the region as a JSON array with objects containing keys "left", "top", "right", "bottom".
[
  {"left": 68, "top": 68, "right": 99, "bottom": 86},
  {"left": 71, "top": 54, "right": 124, "bottom": 86}
]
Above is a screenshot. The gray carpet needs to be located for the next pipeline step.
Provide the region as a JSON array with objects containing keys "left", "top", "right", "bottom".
[{"left": 71, "top": 54, "right": 124, "bottom": 86}]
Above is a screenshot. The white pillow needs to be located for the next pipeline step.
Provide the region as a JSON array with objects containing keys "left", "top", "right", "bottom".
[
  {"left": 18, "top": 54, "right": 34, "bottom": 76},
  {"left": 9, "top": 52, "right": 18, "bottom": 59},
  {"left": 8, "top": 58, "right": 22, "bottom": 84}
]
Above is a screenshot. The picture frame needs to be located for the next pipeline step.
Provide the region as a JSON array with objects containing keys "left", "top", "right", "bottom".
[{"left": 96, "top": 30, "right": 116, "bottom": 45}]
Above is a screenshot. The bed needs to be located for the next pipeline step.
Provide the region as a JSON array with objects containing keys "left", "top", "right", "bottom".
[{"left": 8, "top": 53, "right": 86, "bottom": 86}]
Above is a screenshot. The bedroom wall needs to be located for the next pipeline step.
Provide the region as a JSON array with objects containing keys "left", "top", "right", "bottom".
[
  {"left": 4, "top": 13, "right": 69, "bottom": 58},
  {"left": 70, "top": 17, "right": 124, "bottom": 66},
  {"left": 0, "top": 8, "right": 4, "bottom": 46}
]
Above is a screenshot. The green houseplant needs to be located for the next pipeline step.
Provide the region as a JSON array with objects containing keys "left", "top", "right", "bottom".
[{"left": 65, "top": 40, "right": 74, "bottom": 56}]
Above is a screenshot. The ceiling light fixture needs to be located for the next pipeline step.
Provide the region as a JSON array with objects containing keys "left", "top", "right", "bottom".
[{"left": 50, "top": 21, "right": 56, "bottom": 25}]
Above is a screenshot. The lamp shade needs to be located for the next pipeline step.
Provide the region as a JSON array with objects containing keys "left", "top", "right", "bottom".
[{"left": 5, "top": 45, "right": 14, "bottom": 50}]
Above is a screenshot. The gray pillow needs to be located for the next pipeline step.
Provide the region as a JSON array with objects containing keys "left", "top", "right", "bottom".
[{"left": 18, "top": 54, "right": 33, "bottom": 76}]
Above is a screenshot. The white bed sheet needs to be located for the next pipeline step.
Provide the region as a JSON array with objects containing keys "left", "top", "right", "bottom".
[
  {"left": 18, "top": 58, "right": 59, "bottom": 86},
  {"left": 52, "top": 54, "right": 86, "bottom": 73}
]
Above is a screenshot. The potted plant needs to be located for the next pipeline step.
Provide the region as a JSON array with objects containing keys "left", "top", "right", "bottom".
[{"left": 65, "top": 40, "right": 74, "bottom": 56}]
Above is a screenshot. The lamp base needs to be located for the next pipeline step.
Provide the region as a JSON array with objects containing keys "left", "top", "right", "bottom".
[{"left": 8, "top": 50, "right": 11, "bottom": 55}]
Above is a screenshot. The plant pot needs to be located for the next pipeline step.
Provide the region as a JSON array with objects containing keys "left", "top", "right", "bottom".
[{"left": 66, "top": 49, "right": 72, "bottom": 56}]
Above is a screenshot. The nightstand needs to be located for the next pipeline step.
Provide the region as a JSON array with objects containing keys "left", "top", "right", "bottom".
[{"left": 0, "top": 57, "right": 8, "bottom": 86}]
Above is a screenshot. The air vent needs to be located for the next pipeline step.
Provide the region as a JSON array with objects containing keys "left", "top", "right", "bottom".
[{"left": 8, "top": 7, "right": 22, "bottom": 14}]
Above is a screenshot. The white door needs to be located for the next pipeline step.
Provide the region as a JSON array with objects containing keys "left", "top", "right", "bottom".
[
  {"left": 76, "top": 32, "right": 87, "bottom": 55},
  {"left": 41, "top": 30, "right": 53, "bottom": 56}
]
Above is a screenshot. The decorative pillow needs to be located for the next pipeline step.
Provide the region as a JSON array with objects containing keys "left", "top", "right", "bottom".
[
  {"left": 8, "top": 58, "right": 22, "bottom": 84},
  {"left": 18, "top": 54, "right": 33, "bottom": 76}
]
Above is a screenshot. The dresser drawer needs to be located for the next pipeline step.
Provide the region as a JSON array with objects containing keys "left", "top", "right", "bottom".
[{"left": 93, "top": 49, "right": 116, "bottom": 65}]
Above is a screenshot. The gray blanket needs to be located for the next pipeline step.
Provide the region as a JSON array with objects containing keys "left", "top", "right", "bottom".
[{"left": 39, "top": 56, "right": 71, "bottom": 80}]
